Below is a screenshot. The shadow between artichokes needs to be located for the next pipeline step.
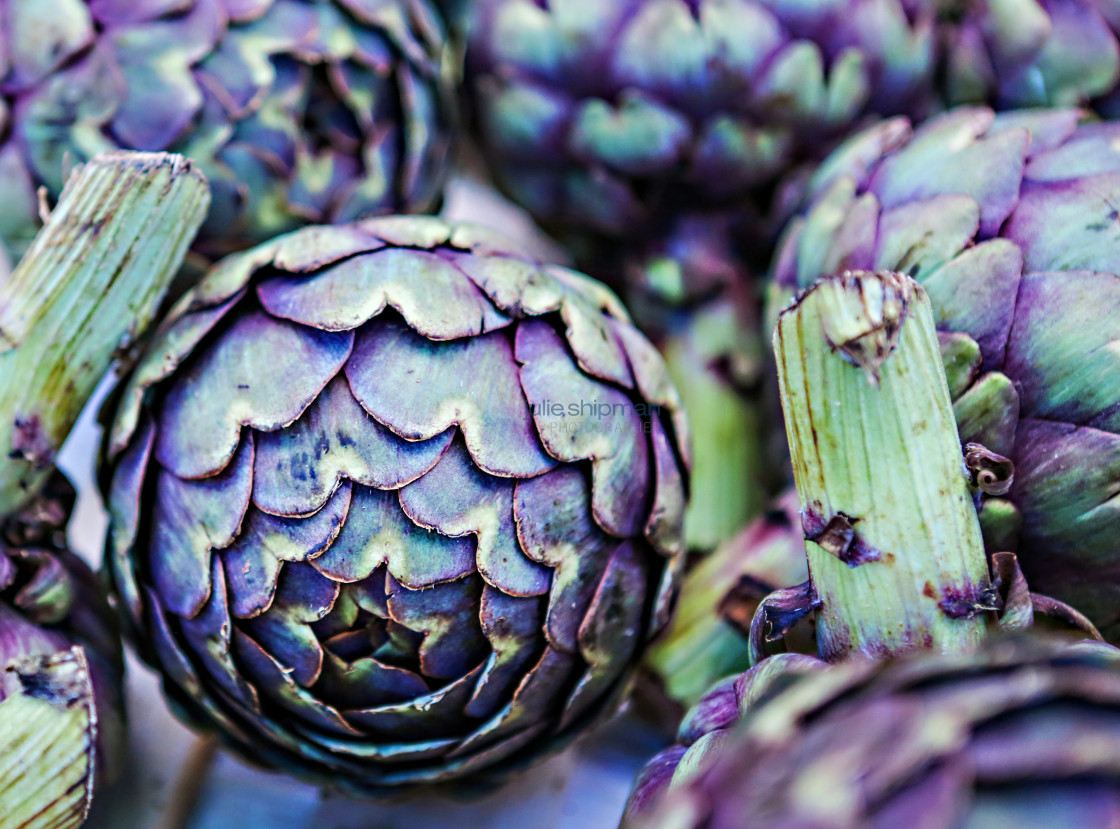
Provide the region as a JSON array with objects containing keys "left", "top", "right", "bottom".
[{"left": 99, "top": 216, "right": 689, "bottom": 795}]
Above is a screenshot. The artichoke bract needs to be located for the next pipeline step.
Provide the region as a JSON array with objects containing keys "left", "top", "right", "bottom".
[
  {"left": 0, "top": 0, "right": 453, "bottom": 259},
  {"left": 639, "top": 490, "right": 808, "bottom": 717},
  {"left": 624, "top": 652, "right": 825, "bottom": 824},
  {"left": 101, "top": 216, "right": 688, "bottom": 793},
  {"left": 465, "top": 0, "right": 937, "bottom": 241},
  {"left": 630, "top": 637, "right": 1120, "bottom": 829},
  {"left": 942, "top": 0, "right": 1120, "bottom": 110},
  {"left": 0, "top": 474, "right": 125, "bottom": 829},
  {"left": 771, "top": 106, "right": 1120, "bottom": 643}
]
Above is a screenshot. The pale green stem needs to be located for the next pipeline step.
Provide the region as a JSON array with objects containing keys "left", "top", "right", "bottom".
[
  {"left": 773, "top": 271, "right": 991, "bottom": 660},
  {"left": 0, "top": 152, "right": 210, "bottom": 513}
]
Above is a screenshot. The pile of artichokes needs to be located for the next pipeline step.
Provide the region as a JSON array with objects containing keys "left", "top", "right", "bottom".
[{"left": 4, "top": 0, "right": 1120, "bottom": 826}]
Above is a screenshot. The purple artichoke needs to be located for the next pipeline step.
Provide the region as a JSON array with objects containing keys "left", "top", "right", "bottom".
[
  {"left": 0, "top": 473, "right": 125, "bottom": 827},
  {"left": 0, "top": 0, "right": 453, "bottom": 259},
  {"left": 771, "top": 106, "right": 1120, "bottom": 643},
  {"left": 465, "top": 0, "right": 937, "bottom": 242},
  {"left": 942, "top": 0, "right": 1120, "bottom": 110},
  {"left": 100, "top": 216, "right": 688, "bottom": 793},
  {"left": 629, "top": 636, "right": 1120, "bottom": 829},
  {"left": 625, "top": 652, "right": 825, "bottom": 823}
]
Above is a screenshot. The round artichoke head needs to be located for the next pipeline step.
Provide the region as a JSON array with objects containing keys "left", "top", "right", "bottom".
[
  {"left": 940, "top": 0, "right": 1120, "bottom": 110},
  {"left": 0, "top": 473, "right": 125, "bottom": 828},
  {"left": 632, "top": 636, "right": 1120, "bottom": 829},
  {"left": 0, "top": 0, "right": 454, "bottom": 258},
  {"left": 101, "top": 216, "right": 688, "bottom": 794},
  {"left": 771, "top": 105, "right": 1120, "bottom": 643},
  {"left": 465, "top": 0, "right": 938, "bottom": 241}
]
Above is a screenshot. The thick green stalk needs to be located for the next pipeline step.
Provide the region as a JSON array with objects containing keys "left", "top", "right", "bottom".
[
  {"left": 0, "top": 649, "right": 98, "bottom": 829},
  {"left": 773, "top": 271, "right": 991, "bottom": 660},
  {"left": 0, "top": 152, "right": 209, "bottom": 512}
]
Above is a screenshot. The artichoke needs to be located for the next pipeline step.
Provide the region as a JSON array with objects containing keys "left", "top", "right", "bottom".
[
  {"left": 465, "top": 0, "right": 937, "bottom": 242},
  {"left": 0, "top": 0, "right": 453, "bottom": 260},
  {"left": 941, "top": 0, "right": 1120, "bottom": 110},
  {"left": 624, "top": 652, "right": 825, "bottom": 824},
  {"left": 0, "top": 473, "right": 125, "bottom": 829},
  {"left": 639, "top": 489, "right": 808, "bottom": 717},
  {"left": 771, "top": 106, "right": 1120, "bottom": 643},
  {"left": 101, "top": 215, "right": 688, "bottom": 793},
  {"left": 629, "top": 636, "right": 1120, "bottom": 829}
]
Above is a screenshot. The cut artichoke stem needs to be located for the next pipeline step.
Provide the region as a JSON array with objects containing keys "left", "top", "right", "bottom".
[
  {"left": 0, "top": 647, "right": 97, "bottom": 829},
  {"left": 773, "top": 270, "right": 992, "bottom": 661},
  {"left": 0, "top": 151, "right": 210, "bottom": 513}
]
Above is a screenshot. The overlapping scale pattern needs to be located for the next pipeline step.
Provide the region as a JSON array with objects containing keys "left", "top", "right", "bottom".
[
  {"left": 466, "top": 0, "right": 938, "bottom": 240},
  {"left": 624, "top": 652, "right": 825, "bottom": 824},
  {"left": 0, "top": 0, "right": 453, "bottom": 258},
  {"left": 771, "top": 106, "right": 1120, "bottom": 642},
  {"left": 942, "top": 0, "right": 1120, "bottom": 111},
  {"left": 629, "top": 637, "right": 1120, "bottom": 829},
  {"left": 101, "top": 216, "right": 688, "bottom": 793}
]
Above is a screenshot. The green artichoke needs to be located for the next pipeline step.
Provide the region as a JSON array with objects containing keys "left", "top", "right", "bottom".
[
  {"left": 101, "top": 215, "right": 688, "bottom": 793},
  {"left": 0, "top": 0, "right": 453, "bottom": 260},
  {"left": 629, "top": 636, "right": 1120, "bottom": 829},
  {"left": 0, "top": 473, "right": 125, "bottom": 829},
  {"left": 771, "top": 106, "right": 1120, "bottom": 643},
  {"left": 639, "top": 489, "right": 808, "bottom": 716}
]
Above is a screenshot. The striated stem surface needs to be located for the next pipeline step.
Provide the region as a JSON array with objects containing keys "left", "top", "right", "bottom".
[
  {"left": 773, "top": 271, "right": 991, "bottom": 660},
  {"left": 0, "top": 152, "right": 209, "bottom": 512}
]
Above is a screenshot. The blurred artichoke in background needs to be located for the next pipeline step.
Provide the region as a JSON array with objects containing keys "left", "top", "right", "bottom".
[
  {"left": 624, "top": 652, "right": 825, "bottom": 824},
  {"left": 941, "top": 0, "right": 1120, "bottom": 110},
  {"left": 630, "top": 636, "right": 1120, "bottom": 829},
  {"left": 101, "top": 215, "right": 688, "bottom": 794},
  {"left": 770, "top": 106, "right": 1120, "bottom": 642},
  {"left": 620, "top": 212, "right": 774, "bottom": 551},
  {"left": 0, "top": 0, "right": 454, "bottom": 260},
  {"left": 465, "top": 0, "right": 937, "bottom": 243},
  {"left": 0, "top": 474, "right": 125, "bottom": 829}
]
